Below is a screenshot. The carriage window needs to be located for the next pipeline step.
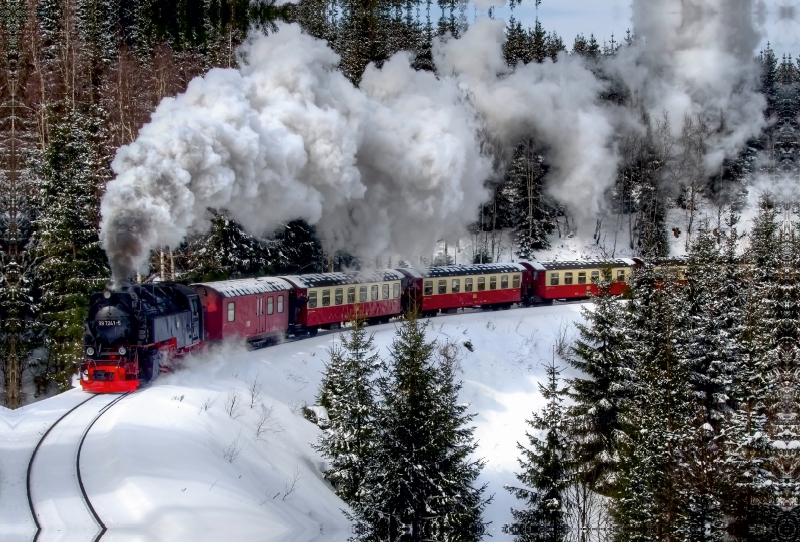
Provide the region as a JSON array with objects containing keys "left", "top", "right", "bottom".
[
  {"left": 591, "top": 270, "right": 600, "bottom": 283},
  {"left": 501, "top": 275, "right": 509, "bottom": 289},
  {"left": 438, "top": 280, "right": 447, "bottom": 294},
  {"left": 490, "top": 276, "right": 497, "bottom": 290},
  {"left": 257, "top": 297, "right": 262, "bottom": 316},
  {"left": 564, "top": 272, "right": 573, "bottom": 285},
  {"left": 322, "top": 289, "right": 331, "bottom": 307},
  {"left": 617, "top": 270, "right": 626, "bottom": 282},
  {"left": 465, "top": 278, "right": 473, "bottom": 292},
  {"left": 347, "top": 287, "right": 355, "bottom": 304},
  {"left": 578, "top": 272, "right": 587, "bottom": 285},
  {"left": 308, "top": 292, "right": 317, "bottom": 308},
  {"left": 359, "top": 286, "right": 367, "bottom": 303},
  {"left": 335, "top": 288, "right": 343, "bottom": 305},
  {"left": 424, "top": 281, "right": 433, "bottom": 296},
  {"left": 267, "top": 297, "right": 274, "bottom": 315},
  {"left": 382, "top": 284, "right": 389, "bottom": 300},
  {"left": 371, "top": 285, "right": 379, "bottom": 301},
  {"left": 278, "top": 295, "right": 284, "bottom": 313},
  {"left": 227, "top": 302, "right": 235, "bottom": 322},
  {"left": 550, "top": 273, "right": 559, "bottom": 286},
  {"left": 452, "top": 279, "right": 460, "bottom": 293},
  {"left": 512, "top": 275, "right": 521, "bottom": 288},
  {"left": 478, "top": 277, "right": 486, "bottom": 291},
  {"left": 393, "top": 283, "right": 401, "bottom": 298}
]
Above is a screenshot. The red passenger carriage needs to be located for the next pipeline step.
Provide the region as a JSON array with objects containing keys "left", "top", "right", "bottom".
[
  {"left": 528, "top": 259, "right": 637, "bottom": 302},
  {"left": 398, "top": 263, "right": 530, "bottom": 315},
  {"left": 279, "top": 270, "right": 405, "bottom": 334},
  {"left": 192, "top": 278, "right": 293, "bottom": 346}
]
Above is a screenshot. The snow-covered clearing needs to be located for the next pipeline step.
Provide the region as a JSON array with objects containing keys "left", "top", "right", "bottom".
[{"left": 0, "top": 304, "right": 586, "bottom": 541}]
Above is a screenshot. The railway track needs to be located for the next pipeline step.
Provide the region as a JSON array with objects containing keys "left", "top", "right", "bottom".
[{"left": 26, "top": 392, "right": 132, "bottom": 542}]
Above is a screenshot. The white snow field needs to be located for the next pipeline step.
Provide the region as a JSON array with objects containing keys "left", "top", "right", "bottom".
[{"left": 0, "top": 304, "right": 586, "bottom": 541}]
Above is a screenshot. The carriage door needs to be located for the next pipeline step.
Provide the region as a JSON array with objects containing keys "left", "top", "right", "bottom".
[
  {"left": 258, "top": 296, "right": 266, "bottom": 333},
  {"left": 190, "top": 297, "right": 201, "bottom": 343}
]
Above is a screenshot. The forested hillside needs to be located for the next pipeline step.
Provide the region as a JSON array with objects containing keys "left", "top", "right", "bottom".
[{"left": 0, "top": 0, "right": 791, "bottom": 411}]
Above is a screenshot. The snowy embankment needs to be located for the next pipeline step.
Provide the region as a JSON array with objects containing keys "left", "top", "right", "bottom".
[{"left": 0, "top": 304, "right": 586, "bottom": 541}]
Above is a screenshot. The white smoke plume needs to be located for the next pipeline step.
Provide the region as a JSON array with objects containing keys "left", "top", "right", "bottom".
[
  {"left": 101, "top": 2, "right": 769, "bottom": 280},
  {"left": 611, "top": 0, "right": 766, "bottom": 173},
  {"left": 101, "top": 23, "right": 493, "bottom": 281},
  {"left": 433, "top": 18, "right": 623, "bottom": 231}
]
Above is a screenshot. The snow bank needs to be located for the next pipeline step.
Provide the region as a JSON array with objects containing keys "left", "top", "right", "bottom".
[{"left": 0, "top": 304, "right": 586, "bottom": 540}]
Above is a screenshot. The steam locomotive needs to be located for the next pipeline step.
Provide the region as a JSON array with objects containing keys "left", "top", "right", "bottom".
[{"left": 81, "top": 258, "right": 675, "bottom": 393}]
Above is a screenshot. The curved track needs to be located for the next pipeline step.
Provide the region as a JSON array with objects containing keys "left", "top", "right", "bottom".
[{"left": 27, "top": 392, "right": 131, "bottom": 542}]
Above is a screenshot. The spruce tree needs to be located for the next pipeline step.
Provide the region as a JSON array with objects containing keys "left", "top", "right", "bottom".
[
  {"left": 31, "top": 110, "right": 110, "bottom": 392},
  {"left": 508, "top": 138, "right": 555, "bottom": 258},
  {"left": 179, "top": 209, "right": 270, "bottom": 282},
  {"left": 315, "top": 316, "right": 381, "bottom": 505},
  {"left": 506, "top": 358, "right": 571, "bottom": 542},
  {"left": 614, "top": 267, "right": 692, "bottom": 540},
  {"left": 354, "top": 314, "right": 488, "bottom": 541},
  {"left": 720, "top": 212, "right": 775, "bottom": 533},
  {"left": 567, "top": 269, "right": 630, "bottom": 496}
]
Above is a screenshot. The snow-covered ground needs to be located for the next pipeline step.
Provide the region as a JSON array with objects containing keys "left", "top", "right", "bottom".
[{"left": 0, "top": 304, "right": 586, "bottom": 541}]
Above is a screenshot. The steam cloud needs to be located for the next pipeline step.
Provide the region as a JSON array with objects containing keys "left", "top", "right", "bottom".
[
  {"left": 613, "top": 0, "right": 766, "bottom": 172},
  {"left": 101, "top": 23, "right": 493, "bottom": 281},
  {"left": 101, "top": 1, "right": 767, "bottom": 281}
]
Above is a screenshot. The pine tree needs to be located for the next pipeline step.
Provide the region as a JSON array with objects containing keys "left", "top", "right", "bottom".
[
  {"left": 683, "top": 224, "right": 735, "bottom": 427},
  {"left": 614, "top": 267, "right": 692, "bottom": 540},
  {"left": 571, "top": 34, "right": 599, "bottom": 60},
  {"left": 269, "top": 219, "right": 324, "bottom": 274},
  {"left": 567, "top": 269, "right": 630, "bottom": 496},
  {"left": 315, "top": 316, "right": 381, "bottom": 505},
  {"left": 758, "top": 44, "right": 779, "bottom": 117},
  {"left": 508, "top": 138, "right": 555, "bottom": 258},
  {"left": 673, "top": 224, "right": 730, "bottom": 540},
  {"left": 505, "top": 358, "right": 571, "bottom": 542},
  {"left": 719, "top": 212, "right": 775, "bottom": 534},
  {"left": 31, "top": 110, "right": 110, "bottom": 392},
  {"left": 354, "top": 314, "right": 488, "bottom": 541},
  {"left": 178, "top": 209, "right": 270, "bottom": 282},
  {"left": 503, "top": 17, "right": 530, "bottom": 67}
]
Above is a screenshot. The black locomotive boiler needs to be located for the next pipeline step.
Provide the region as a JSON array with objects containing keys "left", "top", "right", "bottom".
[{"left": 80, "top": 283, "right": 203, "bottom": 392}]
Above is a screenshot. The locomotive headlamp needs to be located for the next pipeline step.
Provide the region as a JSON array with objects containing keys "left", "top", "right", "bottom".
[
  {"left": 118, "top": 346, "right": 127, "bottom": 355},
  {"left": 103, "top": 291, "right": 111, "bottom": 299},
  {"left": 86, "top": 347, "right": 95, "bottom": 356}
]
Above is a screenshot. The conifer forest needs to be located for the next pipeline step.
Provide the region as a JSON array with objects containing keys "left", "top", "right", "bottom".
[{"left": 2, "top": 0, "right": 800, "bottom": 540}]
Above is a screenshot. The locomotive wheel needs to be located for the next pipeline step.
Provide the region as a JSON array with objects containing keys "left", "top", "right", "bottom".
[
  {"left": 140, "top": 352, "right": 160, "bottom": 383},
  {"left": 308, "top": 327, "right": 319, "bottom": 337}
]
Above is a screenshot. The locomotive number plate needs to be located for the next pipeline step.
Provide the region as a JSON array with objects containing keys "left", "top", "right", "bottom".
[{"left": 98, "top": 320, "right": 122, "bottom": 326}]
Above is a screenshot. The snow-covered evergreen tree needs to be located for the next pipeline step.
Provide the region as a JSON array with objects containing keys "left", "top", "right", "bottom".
[
  {"left": 505, "top": 358, "right": 571, "bottom": 542},
  {"left": 508, "top": 138, "right": 555, "bottom": 258},
  {"left": 31, "top": 110, "right": 109, "bottom": 392},
  {"left": 315, "top": 316, "right": 381, "bottom": 505},
  {"left": 178, "top": 209, "right": 271, "bottom": 282},
  {"left": 354, "top": 314, "right": 488, "bottom": 541},
  {"left": 614, "top": 267, "right": 692, "bottom": 540},
  {"left": 571, "top": 34, "right": 599, "bottom": 60},
  {"left": 567, "top": 269, "right": 630, "bottom": 496},
  {"left": 719, "top": 211, "right": 775, "bottom": 532}
]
